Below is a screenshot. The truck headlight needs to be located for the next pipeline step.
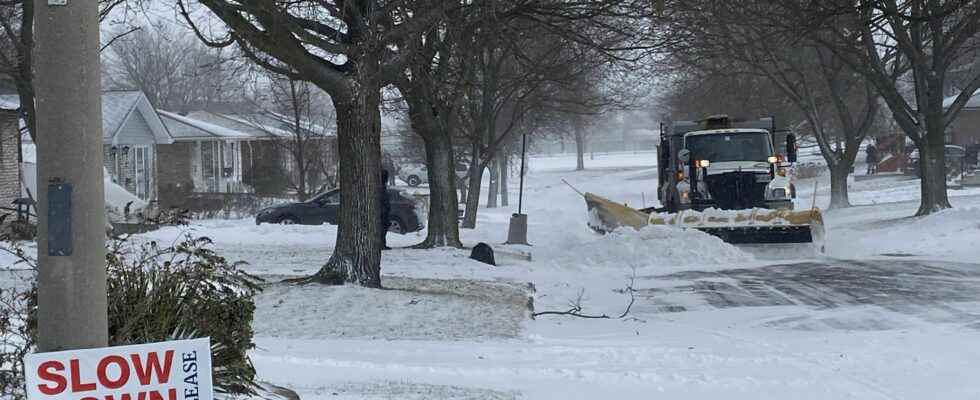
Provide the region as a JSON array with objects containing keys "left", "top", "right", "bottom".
[
  {"left": 697, "top": 159, "right": 710, "bottom": 168},
  {"left": 677, "top": 181, "right": 691, "bottom": 204}
]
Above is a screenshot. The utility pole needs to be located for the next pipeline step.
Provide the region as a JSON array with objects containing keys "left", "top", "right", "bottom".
[{"left": 34, "top": 0, "right": 108, "bottom": 352}]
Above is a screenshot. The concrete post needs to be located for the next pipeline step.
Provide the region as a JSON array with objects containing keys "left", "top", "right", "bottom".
[{"left": 34, "top": 0, "right": 108, "bottom": 352}]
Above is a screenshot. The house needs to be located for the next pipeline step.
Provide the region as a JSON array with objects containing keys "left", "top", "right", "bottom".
[
  {"left": 0, "top": 90, "right": 173, "bottom": 203},
  {"left": 157, "top": 110, "right": 256, "bottom": 198},
  {"left": 945, "top": 90, "right": 980, "bottom": 165},
  {"left": 157, "top": 109, "right": 337, "bottom": 203},
  {"left": 101, "top": 91, "right": 174, "bottom": 201}
]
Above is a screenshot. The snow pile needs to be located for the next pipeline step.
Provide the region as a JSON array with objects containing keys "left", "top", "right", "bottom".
[
  {"left": 827, "top": 207, "right": 980, "bottom": 260},
  {"left": 104, "top": 168, "right": 148, "bottom": 223},
  {"left": 650, "top": 207, "right": 808, "bottom": 227},
  {"left": 253, "top": 277, "right": 529, "bottom": 340},
  {"left": 554, "top": 225, "right": 753, "bottom": 271}
]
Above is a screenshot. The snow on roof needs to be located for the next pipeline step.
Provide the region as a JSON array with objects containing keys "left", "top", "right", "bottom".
[
  {"left": 216, "top": 112, "right": 335, "bottom": 138},
  {"left": 218, "top": 113, "right": 296, "bottom": 138},
  {"left": 0, "top": 91, "right": 173, "bottom": 144},
  {"left": 943, "top": 89, "right": 980, "bottom": 110},
  {"left": 0, "top": 95, "right": 19, "bottom": 111},
  {"left": 184, "top": 111, "right": 277, "bottom": 138},
  {"left": 102, "top": 91, "right": 145, "bottom": 140},
  {"left": 686, "top": 128, "right": 770, "bottom": 136},
  {"left": 158, "top": 110, "right": 254, "bottom": 140}
]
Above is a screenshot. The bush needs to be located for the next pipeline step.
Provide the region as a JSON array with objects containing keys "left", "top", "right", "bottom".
[
  {"left": 0, "top": 280, "right": 34, "bottom": 400},
  {"left": 0, "top": 234, "right": 262, "bottom": 398}
]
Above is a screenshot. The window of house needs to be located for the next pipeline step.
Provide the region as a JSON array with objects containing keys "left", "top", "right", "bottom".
[
  {"left": 222, "top": 141, "right": 236, "bottom": 178},
  {"left": 133, "top": 146, "right": 150, "bottom": 199}
]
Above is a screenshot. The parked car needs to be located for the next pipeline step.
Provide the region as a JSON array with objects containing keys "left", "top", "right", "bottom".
[
  {"left": 905, "top": 145, "right": 966, "bottom": 179},
  {"left": 398, "top": 162, "right": 470, "bottom": 187},
  {"left": 255, "top": 188, "right": 423, "bottom": 233}
]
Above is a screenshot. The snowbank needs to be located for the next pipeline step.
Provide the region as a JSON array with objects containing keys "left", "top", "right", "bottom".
[
  {"left": 554, "top": 225, "right": 753, "bottom": 272},
  {"left": 826, "top": 207, "right": 980, "bottom": 260},
  {"left": 102, "top": 168, "right": 149, "bottom": 223}
]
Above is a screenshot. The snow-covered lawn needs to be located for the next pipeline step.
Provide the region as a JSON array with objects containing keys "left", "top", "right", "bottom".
[{"left": 15, "top": 152, "right": 980, "bottom": 399}]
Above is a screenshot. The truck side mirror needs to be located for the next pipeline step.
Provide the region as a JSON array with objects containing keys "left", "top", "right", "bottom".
[
  {"left": 678, "top": 149, "right": 691, "bottom": 163},
  {"left": 786, "top": 134, "right": 798, "bottom": 163}
]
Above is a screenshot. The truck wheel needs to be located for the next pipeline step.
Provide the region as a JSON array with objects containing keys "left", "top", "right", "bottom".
[{"left": 407, "top": 175, "right": 422, "bottom": 187}]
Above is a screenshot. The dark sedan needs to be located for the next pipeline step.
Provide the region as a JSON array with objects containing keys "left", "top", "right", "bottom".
[{"left": 255, "top": 189, "right": 424, "bottom": 234}]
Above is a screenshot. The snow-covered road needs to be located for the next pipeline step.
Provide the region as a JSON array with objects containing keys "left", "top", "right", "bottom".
[{"left": 116, "top": 153, "right": 980, "bottom": 398}]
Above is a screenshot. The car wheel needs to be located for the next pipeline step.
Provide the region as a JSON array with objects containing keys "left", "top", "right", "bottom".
[
  {"left": 278, "top": 215, "right": 299, "bottom": 225},
  {"left": 407, "top": 175, "right": 422, "bottom": 187},
  {"left": 388, "top": 217, "right": 406, "bottom": 234}
]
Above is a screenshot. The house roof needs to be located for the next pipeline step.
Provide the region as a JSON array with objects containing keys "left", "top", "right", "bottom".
[
  {"left": 158, "top": 109, "right": 336, "bottom": 141},
  {"left": 158, "top": 110, "right": 256, "bottom": 140},
  {"left": 943, "top": 90, "right": 980, "bottom": 110},
  {"left": 0, "top": 90, "right": 173, "bottom": 145},
  {"left": 221, "top": 112, "right": 335, "bottom": 138}
]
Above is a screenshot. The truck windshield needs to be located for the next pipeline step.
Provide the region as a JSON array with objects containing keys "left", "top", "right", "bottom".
[{"left": 685, "top": 132, "right": 773, "bottom": 163}]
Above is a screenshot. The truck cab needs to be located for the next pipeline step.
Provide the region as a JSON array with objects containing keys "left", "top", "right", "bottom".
[{"left": 658, "top": 116, "right": 797, "bottom": 213}]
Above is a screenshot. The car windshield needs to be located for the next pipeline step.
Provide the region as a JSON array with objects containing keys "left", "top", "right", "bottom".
[
  {"left": 685, "top": 132, "right": 773, "bottom": 163},
  {"left": 310, "top": 190, "right": 340, "bottom": 204}
]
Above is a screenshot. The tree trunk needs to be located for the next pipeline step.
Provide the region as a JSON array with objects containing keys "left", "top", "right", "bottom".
[
  {"left": 487, "top": 157, "right": 499, "bottom": 208},
  {"left": 828, "top": 162, "right": 851, "bottom": 209},
  {"left": 916, "top": 134, "right": 951, "bottom": 215},
  {"left": 458, "top": 176, "right": 468, "bottom": 204},
  {"left": 313, "top": 94, "right": 383, "bottom": 288},
  {"left": 500, "top": 153, "right": 509, "bottom": 207},
  {"left": 462, "top": 150, "right": 484, "bottom": 229},
  {"left": 573, "top": 118, "right": 586, "bottom": 171},
  {"left": 418, "top": 125, "right": 462, "bottom": 248}
]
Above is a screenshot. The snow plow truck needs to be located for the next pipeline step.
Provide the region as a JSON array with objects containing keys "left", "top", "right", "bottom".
[{"left": 584, "top": 115, "right": 824, "bottom": 245}]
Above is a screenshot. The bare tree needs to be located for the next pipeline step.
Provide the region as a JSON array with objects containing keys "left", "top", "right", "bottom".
[
  {"left": 662, "top": 0, "right": 881, "bottom": 209},
  {"left": 105, "top": 27, "right": 238, "bottom": 113},
  {"left": 0, "top": 0, "right": 146, "bottom": 141},
  {"left": 178, "top": 0, "right": 465, "bottom": 287},
  {"left": 391, "top": 5, "right": 472, "bottom": 248},
  {"left": 256, "top": 76, "right": 338, "bottom": 201},
  {"left": 793, "top": 0, "right": 980, "bottom": 215}
]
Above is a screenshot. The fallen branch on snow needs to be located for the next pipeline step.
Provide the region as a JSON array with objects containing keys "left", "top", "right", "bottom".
[{"left": 532, "top": 268, "right": 637, "bottom": 320}]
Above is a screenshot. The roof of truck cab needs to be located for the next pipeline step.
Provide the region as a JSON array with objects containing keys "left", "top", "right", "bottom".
[{"left": 684, "top": 128, "right": 771, "bottom": 136}]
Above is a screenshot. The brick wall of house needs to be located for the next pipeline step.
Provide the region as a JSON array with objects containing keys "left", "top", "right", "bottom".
[
  {"left": 242, "top": 140, "right": 288, "bottom": 196},
  {"left": 156, "top": 142, "right": 194, "bottom": 208},
  {"left": 950, "top": 110, "right": 980, "bottom": 148},
  {"left": 0, "top": 110, "right": 20, "bottom": 209}
]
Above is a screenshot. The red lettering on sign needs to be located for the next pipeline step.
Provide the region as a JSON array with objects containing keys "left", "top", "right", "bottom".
[
  {"left": 97, "top": 355, "right": 130, "bottom": 389},
  {"left": 36, "top": 360, "right": 67, "bottom": 395},
  {"left": 130, "top": 351, "right": 174, "bottom": 385},
  {"left": 105, "top": 392, "right": 147, "bottom": 400},
  {"left": 147, "top": 388, "right": 177, "bottom": 400},
  {"left": 70, "top": 359, "right": 97, "bottom": 392}
]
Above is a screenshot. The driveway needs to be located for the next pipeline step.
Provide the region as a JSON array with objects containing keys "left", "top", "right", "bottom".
[{"left": 639, "top": 259, "right": 980, "bottom": 331}]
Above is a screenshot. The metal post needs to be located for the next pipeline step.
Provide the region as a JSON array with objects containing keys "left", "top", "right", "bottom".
[
  {"left": 505, "top": 130, "right": 529, "bottom": 245},
  {"left": 518, "top": 130, "right": 527, "bottom": 214},
  {"left": 35, "top": 0, "right": 108, "bottom": 352}
]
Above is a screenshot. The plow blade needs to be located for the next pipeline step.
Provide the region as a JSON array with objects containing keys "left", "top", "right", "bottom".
[
  {"left": 583, "top": 192, "right": 824, "bottom": 245},
  {"left": 695, "top": 225, "right": 815, "bottom": 244},
  {"left": 584, "top": 192, "right": 650, "bottom": 233}
]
